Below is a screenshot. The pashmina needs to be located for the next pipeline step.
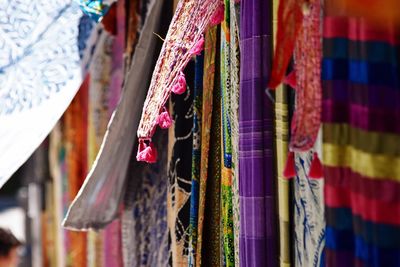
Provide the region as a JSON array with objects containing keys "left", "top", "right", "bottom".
[
  {"left": 239, "top": 0, "right": 278, "bottom": 266},
  {"left": 167, "top": 62, "right": 194, "bottom": 267},
  {"left": 63, "top": 0, "right": 167, "bottom": 229},
  {"left": 195, "top": 26, "right": 220, "bottom": 267},
  {"left": 0, "top": 1, "right": 82, "bottom": 188},
  {"left": 188, "top": 53, "right": 204, "bottom": 266},
  {"left": 136, "top": 0, "right": 223, "bottom": 159},
  {"left": 221, "top": 1, "right": 235, "bottom": 264},
  {"left": 121, "top": 130, "right": 169, "bottom": 267},
  {"left": 322, "top": 1, "right": 400, "bottom": 266}
]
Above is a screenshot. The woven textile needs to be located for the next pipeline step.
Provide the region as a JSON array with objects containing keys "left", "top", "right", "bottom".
[
  {"left": 195, "top": 26, "right": 219, "bottom": 267},
  {"left": 272, "top": 0, "right": 292, "bottom": 266},
  {"left": 239, "top": 0, "right": 278, "bottom": 266},
  {"left": 201, "top": 52, "right": 222, "bottom": 267},
  {"left": 188, "top": 53, "right": 204, "bottom": 266},
  {"left": 228, "top": 1, "right": 241, "bottom": 265},
  {"left": 221, "top": 0, "right": 235, "bottom": 264},
  {"left": 137, "top": 0, "right": 223, "bottom": 146},
  {"left": 322, "top": 1, "right": 400, "bottom": 266},
  {"left": 167, "top": 62, "right": 194, "bottom": 267}
]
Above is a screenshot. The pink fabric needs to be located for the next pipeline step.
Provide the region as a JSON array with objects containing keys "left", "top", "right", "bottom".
[{"left": 137, "top": 0, "right": 223, "bottom": 153}]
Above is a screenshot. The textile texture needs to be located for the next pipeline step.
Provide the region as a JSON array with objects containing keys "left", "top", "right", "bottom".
[
  {"left": 167, "top": 61, "right": 194, "bottom": 267},
  {"left": 221, "top": 0, "right": 235, "bottom": 264},
  {"left": 121, "top": 130, "right": 169, "bottom": 267},
  {"left": 201, "top": 48, "right": 222, "bottom": 267},
  {"left": 0, "top": 1, "right": 82, "bottom": 188},
  {"left": 137, "top": 0, "right": 223, "bottom": 142},
  {"left": 293, "top": 140, "right": 325, "bottom": 267},
  {"left": 239, "top": 0, "right": 278, "bottom": 266},
  {"left": 188, "top": 53, "right": 204, "bottom": 266},
  {"left": 195, "top": 26, "right": 219, "bottom": 267},
  {"left": 322, "top": 1, "right": 400, "bottom": 266},
  {"left": 64, "top": 75, "right": 90, "bottom": 267},
  {"left": 228, "top": 1, "right": 241, "bottom": 265}
]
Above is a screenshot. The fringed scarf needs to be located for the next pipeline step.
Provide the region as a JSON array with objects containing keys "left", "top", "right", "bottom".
[{"left": 136, "top": 0, "right": 224, "bottom": 163}]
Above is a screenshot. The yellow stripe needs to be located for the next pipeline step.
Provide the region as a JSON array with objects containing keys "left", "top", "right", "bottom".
[{"left": 323, "top": 143, "right": 400, "bottom": 181}]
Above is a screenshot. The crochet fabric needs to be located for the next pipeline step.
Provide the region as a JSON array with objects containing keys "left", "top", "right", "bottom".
[{"left": 136, "top": 0, "right": 223, "bottom": 157}]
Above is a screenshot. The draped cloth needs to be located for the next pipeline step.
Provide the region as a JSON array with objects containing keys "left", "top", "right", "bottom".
[
  {"left": 201, "top": 46, "right": 222, "bottom": 267},
  {"left": 64, "top": 75, "right": 90, "bottom": 267},
  {"left": 239, "top": 0, "right": 278, "bottom": 266},
  {"left": 188, "top": 53, "right": 204, "bottom": 266},
  {"left": 0, "top": 1, "right": 82, "bottom": 188},
  {"left": 167, "top": 62, "right": 194, "bottom": 267},
  {"left": 63, "top": 0, "right": 167, "bottom": 229},
  {"left": 228, "top": 1, "right": 241, "bottom": 265},
  {"left": 121, "top": 131, "right": 169, "bottom": 267},
  {"left": 322, "top": 1, "right": 400, "bottom": 266},
  {"left": 221, "top": 0, "right": 235, "bottom": 264},
  {"left": 272, "top": 0, "right": 292, "bottom": 266},
  {"left": 293, "top": 139, "right": 325, "bottom": 267},
  {"left": 136, "top": 0, "right": 223, "bottom": 145}
]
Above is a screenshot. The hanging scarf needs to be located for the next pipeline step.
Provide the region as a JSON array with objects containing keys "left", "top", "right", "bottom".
[
  {"left": 271, "top": 0, "right": 323, "bottom": 179},
  {"left": 136, "top": 0, "right": 223, "bottom": 163}
]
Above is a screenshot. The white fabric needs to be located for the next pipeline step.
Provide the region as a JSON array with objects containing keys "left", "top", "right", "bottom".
[{"left": 0, "top": 1, "right": 82, "bottom": 187}]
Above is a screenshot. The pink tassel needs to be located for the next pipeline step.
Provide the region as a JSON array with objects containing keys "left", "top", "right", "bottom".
[
  {"left": 157, "top": 108, "right": 173, "bottom": 129},
  {"left": 309, "top": 152, "right": 323, "bottom": 179},
  {"left": 189, "top": 36, "right": 205, "bottom": 56},
  {"left": 283, "top": 71, "right": 297, "bottom": 89},
  {"left": 210, "top": 5, "right": 225, "bottom": 25},
  {"left": 283, "top": 151, "right": 296, "bottom": 179},
  {"left": 136, "top": 140, "right": 157, "bottom": 163},
  {"left": 171, "top": 72, "right": 187, "bottom": 95}
]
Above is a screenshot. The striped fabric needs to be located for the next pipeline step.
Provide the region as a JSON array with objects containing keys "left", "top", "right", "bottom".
[
  {"left": 322, "top": 1, "right": 400, "bottom": 266},
  {"left": 272, "top": 0, "right": 291, "bottom": 266}
]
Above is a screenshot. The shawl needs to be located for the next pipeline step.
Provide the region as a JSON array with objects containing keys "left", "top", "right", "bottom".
[
  {"left": 269, "top": 0, "right": 323, "bottom": 179},
  {"left": 136, "top": 0, "right": 223, "bottom": 162}
]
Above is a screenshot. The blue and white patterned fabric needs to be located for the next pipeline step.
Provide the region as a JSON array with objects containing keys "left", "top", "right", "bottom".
[
  {"left": 0, "top": 0, "right": 83, "bottom": 187},
  {"left": 294, "top": 133, "right": 326, "bottom": 267}
]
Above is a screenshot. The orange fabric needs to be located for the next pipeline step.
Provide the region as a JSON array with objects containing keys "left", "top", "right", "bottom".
[
  {"left": 268, "top": 0, "right": 303, "bottom": 89},
  {"left": 64, "top": 75, "right": 90, "bottom": 267}
]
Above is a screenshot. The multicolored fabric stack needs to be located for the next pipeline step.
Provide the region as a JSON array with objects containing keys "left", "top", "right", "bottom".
[{"left": 322, "top": 1, "right": 400, "bottom": 266}]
